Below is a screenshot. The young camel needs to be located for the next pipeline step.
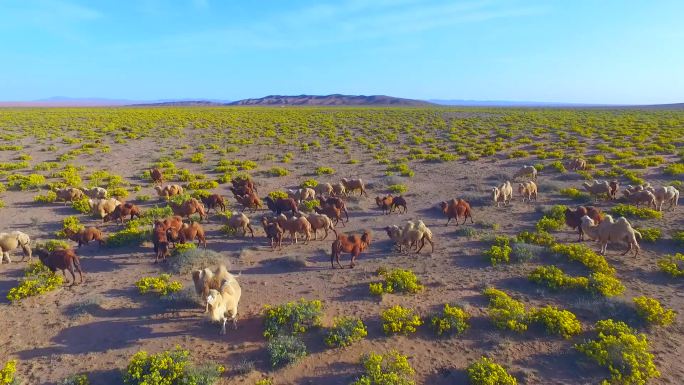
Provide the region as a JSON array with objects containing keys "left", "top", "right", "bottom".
[{"left": 330, "top": 231, "right": 372, "bottom": 269}]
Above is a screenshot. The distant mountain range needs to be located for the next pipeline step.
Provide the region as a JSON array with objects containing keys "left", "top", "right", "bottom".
[
  {"left": 0, "top": 95, "right": 682, "bottom": 108},
  {"left": 227, "top": 94, "right": 431, "bottom": 106}
]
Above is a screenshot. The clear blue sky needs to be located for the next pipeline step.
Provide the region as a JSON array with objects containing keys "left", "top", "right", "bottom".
[{"left": 1, "top": 0, "right": 683, "bottom": 104}]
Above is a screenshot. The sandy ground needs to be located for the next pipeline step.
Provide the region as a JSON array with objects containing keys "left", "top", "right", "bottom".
[{"left": 1, "top": 120, "right": 683, "bottom": 385}]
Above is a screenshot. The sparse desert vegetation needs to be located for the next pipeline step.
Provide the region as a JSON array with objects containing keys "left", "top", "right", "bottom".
[{"left": 0, "top": 106, "right": 682, "bottom": 385}]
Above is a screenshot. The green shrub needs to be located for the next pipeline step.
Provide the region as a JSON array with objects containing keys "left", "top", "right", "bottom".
[
  {"left": 268, "top": 167, "right": 289, "bottom": 177},
  {"left": 381, "top": 305, "right": 423, "bottom": 335},
  {"left": 515, "top": 231, "right": 554, "bottom": 247},
  {"left": 136, "top": 274, "right": 183, "bottom": 296},
  {"left": 1, "top": 360, "right": 18, "bottom": 385},
  {"left": 529, "top": 306, "right": 582, "bottom": 339},
  {"left": 528, "top": 265, "right": 589, "bottom": 291},
  {"left": 0, "top": 199, "right": 4, "bottom": 209},
  {"left": 657, "top": 253, "right": 684, "bottom": 277},
  {"left": 106, "top": 227, "right": 150, "bottom": 248},
  {"left": 315, "top": 166, "right": 335, "bottom": 175},
  {"left": 467, "top": 357, "right": 517, "bottom": 385},
  {"left": 588, "top": 272, "right": 625, "bottom": 297},
  {"left": 122, "top": 347, "right": 224, "bottom": 385},
  {"left": 351, "top": 351, "right": 415, "bottom": 385},
  {"left": 663, "top": 163, "right": 684, "bottom": 175},
  {"left": 431, "top": 304, "right": 470, "bottom": 336},
  {"left": 633, "top": 296, "right": 676, "bottom": 326},
  {"left": 674, "top": 231, "right": 684, "bottom": 245},
  {"left": 267, "top": 190, "right": 289, "bottom": 200},
  {"left": 254, "top": 379, "right": 273, "bottom": 385},
  {"left": 551, "top": 243, "right": 615, "bottom": 275},
  {"left": 300, "top": 178, "right": 318, "bottom": 189},
  {"left": 634, "top": 227, "right": 661, "bottom": 243},
  {"left": 40, "top": 239, "right": 70, "bottom": 251},
  {"left": 34, "top": 190, "right": 57, "bottom": 203},
  {"left": 56, "top": 216, "right": 85, "bottom": 238},
  {"left": 109, "top": 187, "right": 129, "bottom": 199},
  {"left": 324, "top": 317, "right": 368, "bottom": 347},
  {"left": 369, "top": 269, "right": 423, "bottom": 296},
  {"left": 6, "top": 263, "right": 64, "bottom": 302},
  {"left": 388, "top": 184, "right": 408, "bottom": 194},
  {"left": 485, "top": 236, "right": 512, "bottom": 265},
  {"left": 508, "top": 150, "right": 529, "bottom": 159},
  {"left": 7, "top": 173, "right": 45, "bottom": 190},
  {"left": 171, "top": 242, "right": 197, "bottom": 257},
  {"left": 610, "top": 204, "right": 662, "bottom": 219},
  {"left": 548, "top": 160, "right": 567, "bottom": 173},
  {"left": 559, "top": 188, "right": 591, "bottom": 202},
  {"left": 263, "top": 299, "right": 323, "bottom": 339},
  {"left": 575, "top": 319, "right": 659, "bottom": 385},
  {"left": 60, "top": 374, "right": 90, "bottom": 385},
  {"left": 483, "top": 288, "right": 528, "bottom": 332},
  {"left": 267, "top": 335, "right": 307, "bottom": 368},
  {"left": 190, "top": 152, "right": 205, "bottom": 163},
  {"left": 71, "top": 197, "right": 91, "bottom": 214},
  {"left": 535, "top": 205, "right": 567, "bottom": 232},
  {"left": 186, "top": 180, "right": 219, "bottom": 190}
]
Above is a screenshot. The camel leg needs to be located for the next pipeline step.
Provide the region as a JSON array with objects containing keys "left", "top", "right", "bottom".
[
  {"left": 220, "top": 317, "right": 227, "bottom": 335},
  {"left": 445, "top": 218, "right": 451, "bottom": 227}
]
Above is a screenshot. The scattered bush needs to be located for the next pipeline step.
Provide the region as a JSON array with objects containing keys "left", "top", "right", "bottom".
[
  {"left": 167, "top": 248, "right": 227, "bottom": 275},
  {"left": 515, "top": 230, "right": 555, "bottom": 247},
  {"left": 324, "top": 317, "right": 368, "bottom": 348},
  {"left": 381, "top": 305, "right": 423, "bottom": 335},
  {"left": 71, "top": 197, "right": 91, "bottom": 214},
  {"left": 559, "top": 188, "right": 591, "bottom": 202},
  {"left": 190, "top": 152, "right": 205, "bottom": 163},
  {"left": 315, "top": 166, "right": 335, "bottom": 175},
  {"left": 588, "top": 272, "right": 625, "bottom": 297},
  {"left": 40, "top": 239, "right": 70, "bottom": 251},
  {"left": 610, "top": 204, "right": 662, "bottom": 219},
  {"left": 529, "top": 265, "right": 588, "bottom": 291},
  {"left": 633, "top": 296, "right": 676, "bottom": 326},
  {"left": 529, "top": 306, "right": 582, "bottom": 339},
  {"left": 551, "top": 243, "right": 615, "bottom": 275},
  {"left": 0, "top": 360, "right": 18, "bottom": 385},
  {"left": 267, "top": 335, "right": 307, "bottom": 368},
  {"left": 56, "top": 215, "right": 84, "bottom": 238},
  {"left": 186, "top": 180, "right": 219, "bottom": 190},
  {"left": 135, "top": 274, "right": 182, "bottom": 296},
  {"left": 663, "top": 163, "right": 684, "bottom": 176},
  {"left": 268, "top": 191, "right": 289, "bottom": 200},
  {"left": 674, "top": 231, "right": 684, "bottom": 245},
  {"left": 351, "top": 351, "right": 415, "bottom": 385},
  {"left": 60, "top": 374, "right": 90, "bottom": 385},
  {"left": 122, "top": 347, "right": 224, "bottom": 385},
  {"left": 263, "top": 299, "right": 323, "bottom": 339},
  {"left": 634, "top": 227, "right": 661, "bottom": 243},
  {"left": 7, "top": 263, "right": 64, "bottom": 302},
  {"left": 575, "top": 319, "right": 659, "bottom": 385},
  {"left": 369, "top": 269, "right": 423, "bottom": 296},
  {"left": 388, "top": 184, "right": 408, "bottom": 194},
  {"left": 7, "top": 173, "right": 45, "bottom": 190},
  {"left": 535, "top": 205, "right": 567, "bottom": 232},
  {"left": 657, "top": 253, "right": 684, "bottom": 277},
  {"left": 106, "top": 227, "right": 150, "bottom": 248},
  {"left": 467, "top": 357, "right": 517, "bottom": 385},
  {"left": 300, "top": 178, "right": 318, "bottom": 189},
  {"left": 431, "top": 304, "right": 470, "bottom": 337},
  {"left": 268, "top": 167, "right": 289, "bottom": 177},
  {"left": 34, "top": 190, "right": 57, "bottom": 203},
  {"left": 548, "top": 160, "right": 567, "bottom": 173},
  {"left": 483, "top": 288, "right": 528, "bottom": 333},
  {"left": 109, "top": 187, "right": 129, "bottom": 199},
  {"left": 485, "top": 236, "right": 512, "bottom": 266}
]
